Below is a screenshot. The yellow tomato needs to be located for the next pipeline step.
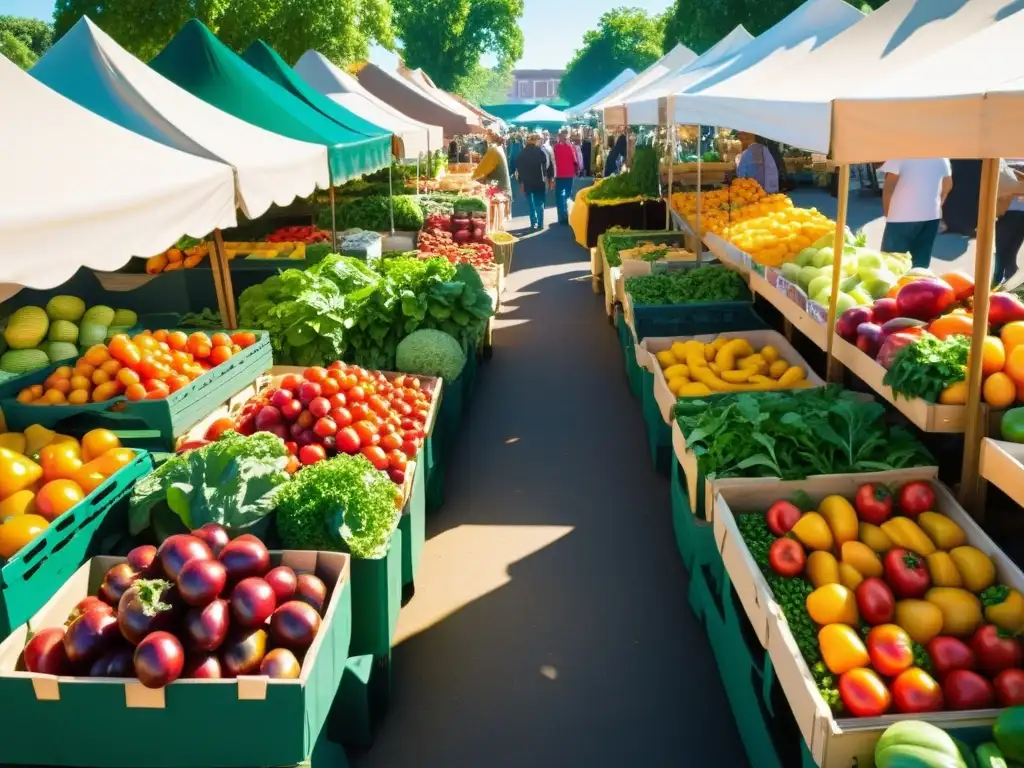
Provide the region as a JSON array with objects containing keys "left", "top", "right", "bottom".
[
  {"left": 0, "top": 448, "right": 43, "bottom": 500},
  {"left": 81, "top": 429, "right": 120, "bottom": 462},
  {"left": 35, "top": 479, "right": 85, "bottom": 522},
  {"left": 0, "top": 514, "right": 49, "bottom": 560},
  {"left": 38, "top": 442, "right": 84, "bottom": 482}
]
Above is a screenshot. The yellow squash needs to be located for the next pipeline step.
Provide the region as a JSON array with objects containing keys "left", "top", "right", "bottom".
[
  {"left": 818, "top": 496, "right": 859, "bottom": 548},
  {"left": 917, "top": 512, "right": 966, "bottom": 551},
  {"left": 894, "top": 600, "right": 944, "bottom": 644},
  {"left": 818, "top": 624, "right": 870, "bottom": 675},
  {"left": 841, "top": 541, "right": 883, "bottom": 578},
  {"left": 791, "top": 512, "right": 834, "bottom": 551},
  {"left": 839, "top": 563, "right": 864, "bottom": 591},
  {"left": 806, "top": 551, "right": 840, "bottom": 588},
  {"left": 859, "top": 522, "right": 893, "bottom": 553},
  {"left": 925, "top": 551, "right": 963, "bottom": 588},
  {"left": 925, "top": 587, "right": 982, "bottom": 637},
  {"left": 806, "top": 584, "right": 859, "bottom": 626},
  {"left": 881, "top": 517, "right": 936, "bottom": 556},
  {"left": 948, "top": 546, "right": 996, "bottom": 593}
]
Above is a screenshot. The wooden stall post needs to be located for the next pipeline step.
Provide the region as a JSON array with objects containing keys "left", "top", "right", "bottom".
[
  {"left": 666, "top": 99, "right": 675, "bottom": 230},
  {"left": 328, "top": 185, "right": 338, "bottom": 251},
  {"left": 960, "top": 157, "right": 1000, "bottom": 515},
  {"left": 825, "top": 164, "right": 851, "bottom": 383},
  {"left": 210, "top": 229, "right": 237, "bottom": 330}
]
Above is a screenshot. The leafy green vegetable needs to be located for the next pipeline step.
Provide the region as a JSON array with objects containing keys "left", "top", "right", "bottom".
[
  {"left": 676, "top": 388, "right": 934, "bottom": 480},
  {"left": 590, "top": 145, "right": 661, "bottom": 201},
  {"left": 396, "top": 329, "right": 466, "bottom": 381},
  {"left": 176, "top": 308, "right": 223, "bottom": 329},
  {"left": 129, "top": 432, "right": 290, "bottom": 536},
  {"left": 883, "top": 335, "right": 969, "bottom": 403},
  {"left": 601, "top": 230, "right": 684, "bottom": 267},
  {"left": 317, "top": 195, "right": 424, "bottom": 232},
  {"left": 276, "top": 454, "right": 401, "bottom": 560},
  {"left": 452, "top": 196, "right": 487, "bottom": 213},
  {"left": 626, "top": 266, "right": 747, "bottom": 305}
]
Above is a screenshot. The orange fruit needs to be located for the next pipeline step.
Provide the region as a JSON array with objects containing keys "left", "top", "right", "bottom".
[
  {"left": 117, "top": 368, "right": 141, "bottom": 387},
  {"left": 83, "top": 345, "right": 110, "bottom": 366},
  {"left": 970, "top": 336, "right": 1007, "bottom": 377},
  {"left": 1006, "top": 345, "right": 1024, "bottom": 386},
  {"left": 125, "top": 383, "right": 147, "bottom": 401},
  {"left": 29, "top": 384, "right": 43, "bottom": 398},
  {"left": 1002, "top": 321, "right": 1024, "bottom": 354},
  {"left": 152, "top": 329, "right": 169, "bottom": 343},
  {"left": 72, "top": 467, "right": 106, "bottom": 494},
  {"left": 16, "top": 390, "right": 34, "bottom": 404},
  {"left": 46, "top": 378, "right": 72, "bottom": 395},
  {"left": 69, "top": 374, "right": 91, "bottom": 391},
  {"left": 167, "top": 331, "right": 188, "bottom": 351},
  {"left": 208, "top": 345, "right": 232, "bottom": 365},
  {"left": 210, "top": 333, "right": 231, "bottom": 348},
  {"left": 35, "top": 479, "right": 85, "bottom": 522},
  {"left": 927, "top": 314, "right": 974, "bottom": 340},
  {"left": 42, "top": 389, "right": 66, "bottom": 404},
  {"left": 940, "top": 271, "right": 975, "bottom": 301},
  {"left": 0, "top": 514, "right": 49, "bottom": 559},
  {"left": 39, "top": 443, "right": 83, "bottom": 482},
  {"left": 166, "top": 374, "right": 190, "bottom": 393},
  {"left": 984, "top": 372, "right": 1017, "bottom": 408},
  {"left": 53, "top": 366, "right": 73, "bottom": 379},
  {"left": 81, "top": 429, "right": 120, "bottom": 462},
  {"left": 67, "top": 389, "right": 90, "bottom": 405},
  {"left": 74, "top": 361, "right": 95, "bottom": 378}
]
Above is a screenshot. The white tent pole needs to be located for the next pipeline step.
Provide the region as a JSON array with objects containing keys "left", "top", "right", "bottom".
[
  {"left": 665, "top": 98, "right": 675, "bottom": 230},
  {"left": 825, "top": 165, "right": 850, "bottom": 383},
  {"left": 329, "top": 183, "right": 337, "bottom": 251}
]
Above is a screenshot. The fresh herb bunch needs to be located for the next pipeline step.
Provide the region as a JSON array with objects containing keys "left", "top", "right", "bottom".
[
  {"left": 883, "top": 335, "right": 969, "bottom": 403},
  {"left": 676, "top": 388, "right": 934, "bottom": 481},
  {"left": 626, "top": 266, "right": 747, "bottom": 305},
  {"left": 317, "top": 195, "right": 424, "bottom": 232},
  {"left": 737, "top": 514, "right": 841, "bottom": 713},
  {"left": 176, "top": 308, "right": 223, "bottom": 329}
]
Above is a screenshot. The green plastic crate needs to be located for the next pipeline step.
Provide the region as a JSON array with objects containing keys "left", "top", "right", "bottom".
[
  {"left": 669, "top": 457, "right": 720, "bottom": 581},
  {"left": 350, "top": 528, "right": 403, "bottom": 658},
  {"left": 0, "top": 551, "right": 352, "bottom": 768},
  {"left": 640, "top": 368, "right": 671, "bottom": 475},
  {"left": 0, "top": 450, "right": 153, "bottom": 641},
  {"left": 399, "top": 459, "right": 426, "bottom": 590},
  {"left": 615, "top": 311, "right": 643, "bottom": 399},
  {"left": 0, "top": 332, "right": 273, "bottom": 449}
]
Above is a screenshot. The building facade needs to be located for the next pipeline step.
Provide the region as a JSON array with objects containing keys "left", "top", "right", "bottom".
[{"left": 507, "top": 69, "right": 565, "bottom": 102}]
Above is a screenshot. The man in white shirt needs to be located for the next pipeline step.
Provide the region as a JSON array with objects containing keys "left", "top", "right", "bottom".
[{"left": 879, "top": 158, "right": 953, "bottom": 268}]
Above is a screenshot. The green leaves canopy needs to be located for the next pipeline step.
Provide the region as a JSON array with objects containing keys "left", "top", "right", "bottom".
[
  {"left": 0, "top": 15, "right": 54, "bottom": 68},
  {"left": 558, "top": 7, "right": 666, "bottom": 106}
]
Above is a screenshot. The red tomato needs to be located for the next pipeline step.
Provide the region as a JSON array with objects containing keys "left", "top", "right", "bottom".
[
  {"left": 867, "top": 625, "right": 914, "bottom": 677},
  {"left": 280, "top": 374, "right": 303, "bottom": 392},
  {"left": 204, "top": 417, "right": 237, "bottom": 442},
  {"left": 387, "top": 450, "right": 407, "bottom": 472},
  {"left": 328, "top": 361, "right": 344, "bottom": 371},
  {"left": 349, "top": 403, "right": 370, "bottom": 422},
  {"left": 765, "top": 500, "right": 801, "bottom": 537},
  {"left": 854, "top": 483, "right": 894, "bottom": 525},
  {"left": 401, "top": 439, "right": 419, "bottom": 458},
  {"left": 347, "top": 386, "right": 366, "bottom": 403},
  {"left": 361, "top": 446, "right": 389, "bottom": 471},
  {"left": 298, "top": 444, "right": 326, "bottom": 466},
  {"left": 313, "top": 418, "right": 337, "bottom": 438},
  {"left": 855, "top": 578, "right": 895, "bottom": 626},
  {"left": 883, "top": 548, "right": 931, "bottom": 599},
  {"left": 943, "top": 669, "right": 994, "bottom": 710},
  {"left": 891, "top": 668, "right": 944, "bottom": 713},
  {"left": 336, "top": 427, "right": 360, "bottom": 454},
  {"left": 926, "top": 636, "right": 976, "bottom": 679},
  {"left": 320, "top": 378, "right": 340, "bottom": 397},
  {"left": 995, "top": 669, "right": 1024, "bottom": 707},
  {"left": 767, "top": 538, "right": 805, "bottom": 578},
  {"left": 304, "top": 367, "right": 328, "bottom": 384},
  {"left": 353, "top": 421, "right": 378, "bottom": 446},
  {"left": 839, "top": 668, "right": 891, "bottom": 717},
  {"left": 897, "top": 481, "right": 936, "bottom": 516},
  {"left": 330, "top": 408, "right": 353, "bottom": 428},
  {"left": 328, "top": 393, "right": 347, "bottom": 409},
  {"left": 970, "top": 625, "right": 1023, "bottom": 674},
  {"left": 379, "top": 433, "right": 403, "bottom": 452}
]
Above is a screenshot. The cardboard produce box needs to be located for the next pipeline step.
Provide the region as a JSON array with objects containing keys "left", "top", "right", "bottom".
[
  {"left": 712, "top": 474, "right": 1023, "bottom": 767},
  {"left": 0, "top": 551, "right": 351, "bottom": 768},
  {"left": 642, "top": 329, "right": 826, "bottom": 424}
]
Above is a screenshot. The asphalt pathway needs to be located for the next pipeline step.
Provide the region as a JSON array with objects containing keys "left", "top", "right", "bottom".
[{"left": 352, "top": 196, "right": 747, "bottom": 767}]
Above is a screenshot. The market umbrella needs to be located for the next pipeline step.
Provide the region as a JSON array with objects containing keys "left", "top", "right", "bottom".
[
  {"left": 150, "top": 20, "right": 387, "bottom": 184},
  {"left": 566, "top": 69, "right": 638, "bottom": 116},
  {"left": 0, "top": 54, "right": 236, "bottom": 295},
  {"left": 594, "top": 43, "right": 698, "bottom": 115},
  {"left": 294, "top": 50, "right": 441, "bottom": 159},
  {"left": 355, "top": 62, "right": 477, "bottom": 135},
  {"left": 511, "top": 104, "right": 569, "bottom": 124},
  {"left": 31, "top": 17, "right": 329, "bottom": 220},
  {"left": 397, "top": 66, "right": 486, "bottom": 130}
]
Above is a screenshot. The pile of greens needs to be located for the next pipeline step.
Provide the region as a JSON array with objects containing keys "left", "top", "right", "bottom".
[
  {"left": 129, "top": 432, "right": 290, "bottom": 538},
  {"left": 676, "top": 388, "right": 933, "bottom": 481},
  {"left": 317, "top": 195, "right": 424, "bottom": 232},
  {"left": 414, "top": 194, "right": 460, "bottom": 216},
  {"left": 625, "top": 266, "right": 747, "bottom": 305},
  {"left": 883, "top": 335, "right": 969, "bottom": 403},
  {"left": 237, "top": 253, "right": 493, "bottom": 370},
  {"left": 275, "top": 453, "right": 401, "bottom": 559},
  {"left": 176, "top": 308, "right": 223, "bottom": 329},
  {"left": 602, "top": 230, "right": 682, "bottom": 267},
  {"left": 452, "top": 196, "right": 488, "bottom": 213}
]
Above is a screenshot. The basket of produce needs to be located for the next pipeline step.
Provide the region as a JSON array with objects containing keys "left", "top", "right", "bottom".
[
  {"left": 486, "top": 232, "right": 515, "bottom": 276},
  {"left": 0, "top": 330, "right": 272, "bottom": 448},
  {"left": 641, "top": 331, "right": 825, "bottom": 423},
  {"left": 714, "top": 473, "right": 1024, "bottom": 767},
  {"left": 0, "top": 426, "right": 151, "bottom": 639},
  {"left": 623, "top": 265, "right": 764, "bottom": 342},
  {"left": 672, "top": 388, "right": 937, "bottom": 522},
  {"left": 0, "top": 539, "right": 351, "bottom": 768}
]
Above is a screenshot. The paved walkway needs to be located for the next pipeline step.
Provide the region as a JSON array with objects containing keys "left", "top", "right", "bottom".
[{"left": 352, "top": 199, "right": 747, "bottom": 766}]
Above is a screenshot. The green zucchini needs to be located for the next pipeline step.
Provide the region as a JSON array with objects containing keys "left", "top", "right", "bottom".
[{"left": 976, "top": 742, "right": 1008, "bottom": 768}]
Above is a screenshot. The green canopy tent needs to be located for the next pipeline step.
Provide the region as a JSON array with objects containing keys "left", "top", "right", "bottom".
[{"left": 150, "top": 20, "right": 391, "bottom": 185}]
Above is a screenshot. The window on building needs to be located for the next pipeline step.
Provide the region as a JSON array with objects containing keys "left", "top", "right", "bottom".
[{"left": 518, "top": 80, "right": 530, "bottom": 98}]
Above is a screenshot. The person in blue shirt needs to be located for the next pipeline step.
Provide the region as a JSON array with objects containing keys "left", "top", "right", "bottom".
[{"left": 736, "top": 132, "right": 780, "bottom": 193}]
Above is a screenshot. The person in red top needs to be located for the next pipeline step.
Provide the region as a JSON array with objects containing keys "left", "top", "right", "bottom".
[{"left": 553, "top": 130, "right": 579, "bottom": 224}]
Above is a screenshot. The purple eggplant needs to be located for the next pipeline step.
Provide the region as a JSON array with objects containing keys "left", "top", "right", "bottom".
[
  {"left": 192, "top": 523, "right": 230, "bottom": 558},
  {"left": 157, "top": 534, "right": 213, "bottom": 581},
  {"left": 182, "top": 652, "right": 222, "bottom": 679},
  {"left": 183, "top": 598, "right": 230, "bottom": 652},
  {"left": 134, "top": 631, "right": 184, "bottom": 688},
  {"left": 230, "top": 578, "right": 277, "bottom": 629},
  {"left": 220, "top": 628, "right": 267, "bottom": 677},
  {"left": 264, "top": 566, "right": 297, "bottom": 603},
  {"left": 260, "top": 648, "right": 301, "bottom": 679},
  {"left": 89, "top": 645, "right": 136, "bottom": 677},
  {"left": 177, "top": 559, "right": 227, "bottom": 607},
  {"left": 218, "top": 537, "right": 270, "bottom": 582},
  {"left": 126, "top": 545, "right": 158, "bottom": 577},
  {"left": 117, "top": 579, "right": 178, "bottom": 645},
  {"left": 270, "top": 601, "right": 321, "bottom": 650},
  {"left": 64, "top": 610, "right": 120, "bottom": 666},
  {"left": 66, "top": 596, "right": 114, "bottom": 626},
  {"left": 294, "top": 574, "right": 327, "bottom": 615},
  {"left": 23, "top": 627, "right": 70, "bottom": 675},
  {"left": 98, "top": 563, "right": 138, "bottom": 606}
]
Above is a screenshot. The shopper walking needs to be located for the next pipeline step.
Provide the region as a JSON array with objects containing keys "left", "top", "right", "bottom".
[
  {"left": 879, "top": 158, "right": 953, "bottom": 269},
  {"left": 553, "top": 130, "right": 579, "bottom": 225},
  {"left": 516, "top": 133, "right": 549, "bottom": 231},
  {"left": 571, "top": 133, "right": 585, "bottom": 178},
  {"left": 605, "top": 135, "right": 627, "bottom": 177},
  {"left": 581, "top": 129, "right": 593, "bottom": 177}
]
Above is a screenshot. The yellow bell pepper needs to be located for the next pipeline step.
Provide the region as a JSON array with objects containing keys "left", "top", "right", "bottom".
[
  {"left": 818, "top": 496, "right": 859, "bottom": 548},
  {"left": 806, "top": 551, "right": 840, "bottom": 588},
  {"left": 859, "top": 522, "right": 893, "bottom": 553},
  {"left": 982, "top": 585, "right": 1024, "bottom": 633},
  {"left": 818, "top": 624, "right": 870, "bottom": 675},
  {"left": 925, "top": 587, "right": 982, "bottom": 637},
  {"left": 839, "top": 563, "right": 864, "bottom": 591},
  {"left": 925, "top": 551, "right": 963, "bottom": 588},
  {"left": 806, "top": 584, "right": 859, "bottom": 626},
  {"left": 949, "top": 546, "right": 996, "bottom": 593},
  {"left": 841, "top": 541, "right": 883, "bottom": 578},
  {"left": 791, "top": 512, "right": 834, "bottom": 551},
  {"left": 917, "top": 512, "right": 966, "bottom": 551},
  {"left": 881, "top": 517, "right": 936, "bottom": 556},
  {"left": 894, "top": 599, "right": 944, "bottom": 644},
  {"left": 0, "top": 433, "right": 26, "bottom": 455},
  {"left": 23, "top": 424, "right": 56, "bottom": 457}
]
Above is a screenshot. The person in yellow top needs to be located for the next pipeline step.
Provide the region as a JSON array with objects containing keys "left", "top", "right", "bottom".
[{"left": 471, "top": 134, "right": 512, "bottom": 196}]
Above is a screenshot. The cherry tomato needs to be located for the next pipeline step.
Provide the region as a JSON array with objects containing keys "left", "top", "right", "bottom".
[
  {"left": 347, "top": 386, "right": 366, "bottom": 403},
  {"left": 205, "top": 417, "right": 237, "bottom": 442},
  {"left": 767, "top": 538, "right": 805, "bottom": 577},
  {"left": 298, "top": 444, "right": 326, "bottom": 466},
  {"left": 361, "top": 446, "right": 389, "bottom": 471},
  {"left": 304, "top": 367, "right": 328, "bottom": 384},
  {"left": 380, "top": 433, "right": 403, "bottom": 452},
  {"left": 336, "top": 427, "right": 360, "bottom": 454},
  {"left": 353, "top": 421, "right": 379, "bottom": 446},
  {"left": 280, "top": 374, "right": 303, "bottom": 392},
  {"left": 897, "top": 481, "right": 936, "bottom": 517},
  {"left": 387, "top": 450, "right": 407, "bottom": 472},
  {"left": 330, "top": 408, "right": 353, "bottom": 428}
]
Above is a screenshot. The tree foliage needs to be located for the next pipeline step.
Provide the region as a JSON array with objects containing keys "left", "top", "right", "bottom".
[
  {"left": 0, "top": 15, "right": 54, "bottom": 58},
  {"left": 663, "top": 0, "right": 888, "bottom": 54},
  {"left": 52, "top": 0, "right": 392, "bottom": 64},
  {"left": 392, "top": 0, "right": 524, "bottom": 91},
  {"left": 452, "top": 64, "right": 513, "bottom": 105},
  {"left": 1, "top": 30, "right": 36, "bottom": 69},
  {"left": 559, "top": 7, "right": 666, "bottom": 106}
]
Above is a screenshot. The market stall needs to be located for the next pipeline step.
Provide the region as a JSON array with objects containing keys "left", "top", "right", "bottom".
[
  {"left": 595, "top": 43, "right": 697, "bottom": 126},
  {"left": 565, "top": 68, "right": 638, "bottom": 116},
  {"left": 355, "top": 62, "right": 480, "bottom": 136},
  {"left": 294, "top": 50, "right": 442, "bottom": 160},
  {"left": 397, "top": 67, "right": 487, "bottom": 132}
]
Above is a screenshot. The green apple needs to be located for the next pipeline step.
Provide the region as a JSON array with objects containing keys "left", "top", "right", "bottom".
[
  {"left": 812, "top": 247, "right": 835, "bottom": 269},
  {"left": 808, "top": 275, "right": 833, "bottom": 298},
  {"left": 849, "top": 288, "right": 872, "bottom": 305},
  {"left": 834, "top": 292, "right": 858, "bottom": 314},
  {"left": 840, "top": 275, "right": 861, "bottom": 293},
  {"left": 798, "top": 265, "right": 820, "bottom": 289},
  {"left": 862, "top": 269, "right": 897, "bottom": 300},
  {"left": 794, "top": 248, "right": 818, "bottom": 267},
  {"left": 781, "top": 263, "right": 802, "bottom": 283},
  {"left": 856, "top": 252, "right": 883, "bottom": 280}
]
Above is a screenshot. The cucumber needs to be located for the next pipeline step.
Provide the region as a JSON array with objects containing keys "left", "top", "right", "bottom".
[
  {"left": 954, "top": 738, "right": 979, "bottom": 768},
  {"left": 976, "top": 742, "right": 1008, "bottom": 768},
  {"left": 995, "top": 706, "right": 1024, "bottom": 762}
]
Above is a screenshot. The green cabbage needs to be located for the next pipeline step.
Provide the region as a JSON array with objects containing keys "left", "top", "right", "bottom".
[{"left": 395, "top": 329, "right": 466, "bottom": 382}]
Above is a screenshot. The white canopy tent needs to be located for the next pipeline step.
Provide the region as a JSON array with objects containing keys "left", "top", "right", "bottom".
[
  {"left": 31, "top": 18, "right": 328, "bottom": 220},
  {"left": 566, "top": 69, "right": 638, "bottom": 115},
  {"left": 0, "top": 54, "right": 236, "bottom": 294},
  {"left": 294, "top": 50, "right": 441, "bottom": 159},
  {"left": 511, "top": 104, "right": 569, "bottom": 124},
  {"left": 595, "top": 43, "right": 698, "bottom": 124},
  {"left": 832, "top": 3, "right": 1024, "bottom": 162},
  {"left": 675, "top": 0, "right": 1011, "bottom": 152},
  {"left": 614, "top": 27, "right": 754, "bottom": 125}
]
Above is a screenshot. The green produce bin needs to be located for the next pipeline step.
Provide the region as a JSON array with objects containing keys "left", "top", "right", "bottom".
[
  {"left": 0, "top": 550, "right": 352, "bottom": 768},
  {"left": 349, "top": 527, "right": 402, "bottom": 658},
  {"left": 669, "top": 454, "right": 719, "bottom": 584},
  {"left": 329, "top": 655, "right": 375, "bottom": 748},
  {"left": 0, "top": 332, "right": 273, "bottom": 449},
  {"left": 615, "top": 310, "right": 643, "bottom": 399},
  {"left": 0, "top": 450, "right": 153, "bottom": 641},
  {"left": 640, "top": 367, "right": 671, "bottom": 475},
  {"left": 399, "top": 459, "right": 426, "bottom": 590}
]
